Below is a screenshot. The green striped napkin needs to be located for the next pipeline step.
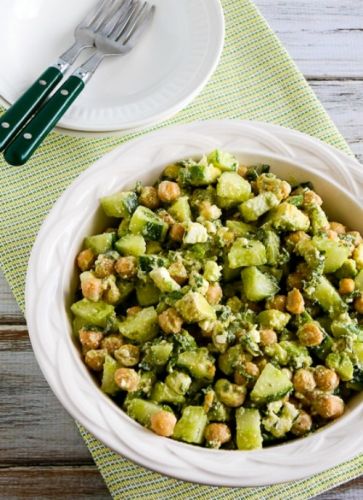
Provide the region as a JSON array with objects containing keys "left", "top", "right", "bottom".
[{"left": 0, "top": 0, "right": 361, "bottom": 498}]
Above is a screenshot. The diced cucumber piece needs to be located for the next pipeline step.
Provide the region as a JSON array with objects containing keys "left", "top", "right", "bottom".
[
  {"left": 175, "top": 292, "right": 216, "bottom": 322},
  {"left": 335, "top": 259, "right": 357, "bottom": 279},
  {"left": 353, "top": 341, "right": 363, "bottom": 368},
  {"left": 355, "top": 269, "right": 363, "bottom": 292},
  {"left": 308, "top": 205, "right": 329, "bottom": 235},
  {"left": 176, "top": 348, "right": 216, "bottom": 381},
  {"left": 101, "top": 191, "right": 138, "bottom": 218},
  {"left": 149, "top": 267, "right": 180, "bottom": 293},
  {"left": 165, "top": 372, "right": 192, "bottom": 395},
  {"left": 72, "top": 316, "right": 89, "bottom": 336},
  {"left": 216, "top": 172, "right": 251, "bottom": 204},
  {"left": 115, "top": 234, "right": 146, "bottom": 257},
  {"left": 84, "top": 233, "right": 114, "bottom": 255},
  {"left": 226, "top": 220, "right": 256, "bottom": 236},
  {"left": 236, "top": 408, "right": 263, "bottom": 450},
  {"left": 119, "top": 307, "right": 158, "bottom": 343},
  {"left": 169, "top": 196, "right": 191, "bottom": 222},
  {"left": 179, "top": 163, "right": 221, "bottom": 186},
  {"left": 136, "top": 282, "right": 160, "bottom": 306},
  {"left": 151, "top": 382, "right": 185, "bottom": 404},
  {"left": 261, "top": 230, "right": 280, "bottom": 266},
  {"left": 326, "top": 352, "right": 354, "bottom": 381},
  {"left": 306, "top": 275, "right": 346, "bottom": 317},
  {"left": 241, "top": 267, "right": 279, "bottom": 302},
  {"left": 286, "top": 194, "right": 304, "bottom": 207},
  {"left": 117, "top": 281, "right": 135, "bottom": 302},
  {"left": 101, "top": 354, "right": 120, "bottom": 396},
  {"left": 257, "top": 309, "right": 290, "bottom": 331},
  {"left": 142, "top": 341, "right": 173, "bottom": 368},
  {"left": 173, "top": 406, "right": 208, "bottom": 444},
  {"left": 240, "top": 192, "right": 280, "bottom": 222},
  {"left": 265, "top": 202, "right": 310, "bottom": 232},
  {"left": 129, "top": 206, "right": 168, "bottom": 241},
  {"left": 313, "top": 236, "right": 351, "bottom": 273},
  {"left": 228, "top": 238, "right": 267, "bottom": 268},
  {"left": 126, "top": 398, "right": 164, "bottom": 427},
  {"left": 250, "top": 363, "right": 293, "bottom": 404},
  {"left": 207, "top": 150, "right": 238, "bottom": 171},
  {"left": 71, "top": 299, "right": 114, "bottom": 328}
]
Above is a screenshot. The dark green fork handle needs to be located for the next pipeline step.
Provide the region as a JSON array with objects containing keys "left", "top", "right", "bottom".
[
  {"left": 0, "top": 66, "right": 63, "bottom": 152},
  {"left": 4, "top": 76, "right": 85, "bottom": 166}
]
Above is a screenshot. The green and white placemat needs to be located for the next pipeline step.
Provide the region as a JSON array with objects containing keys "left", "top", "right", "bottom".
[{"left": 0, "top": 0, "right": 361, "bottom": 498}]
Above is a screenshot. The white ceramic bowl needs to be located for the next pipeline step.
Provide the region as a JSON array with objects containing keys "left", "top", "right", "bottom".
[{"left": 26, "top": 120, "right": 363, "bottom": 487}]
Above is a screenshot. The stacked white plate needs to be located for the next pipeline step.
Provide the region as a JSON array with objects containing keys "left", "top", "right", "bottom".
[{"left": 0, "top": 0, "right": 224, "bottom": 135}]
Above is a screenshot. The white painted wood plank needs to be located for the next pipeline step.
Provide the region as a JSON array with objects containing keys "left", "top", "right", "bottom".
[{"left": 255, "top": 0, "right": 363, "bottom": 77}]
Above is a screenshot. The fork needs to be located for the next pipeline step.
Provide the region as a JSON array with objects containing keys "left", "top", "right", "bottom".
[
  {"left": 0, "top": 0, "right": 122, "bottom": 152},
  {"left": 4, "top": 0, "right": 155, "bottom": 166}
]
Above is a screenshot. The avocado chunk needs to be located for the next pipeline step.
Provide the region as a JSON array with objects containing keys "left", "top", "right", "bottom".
[{"left": 250, "top": 363, "right": 293, "bottom": 404}]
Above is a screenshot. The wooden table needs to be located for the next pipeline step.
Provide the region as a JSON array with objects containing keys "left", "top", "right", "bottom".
[{"left": 1, "top": 1, "right": 363, "bottom": 498}]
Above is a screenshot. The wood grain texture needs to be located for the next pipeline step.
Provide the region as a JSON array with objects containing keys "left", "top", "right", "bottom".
[{"left": 257, "top": 0, "right": 363, "bottom": 78}]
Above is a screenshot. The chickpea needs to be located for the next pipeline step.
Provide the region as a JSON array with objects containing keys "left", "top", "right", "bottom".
[
  {"left": 237, "top": 164, "right": 248, "bottom": 177},
  {"left": 168, "top": 261, "right": 188, "bottom": 285},
  {"left": 79, "top": 329, "right": 103, "bottom": 351},
  {"left": 114, "top": 367, "right": 140, "bottom": 392},
  {"left": 169, "top": 223, "right": 185, "bottom": 242},
  {"left": 285, "top": 231, "right": 310, "bottom": 249},
  {"left": 314, "top": 366, "right": 340, "bottom": 392},
  {"left": 354, "top": 294, "right": 363, "bottom": 314},
  {"left": 139, "top": 186, "right": 160, "bottom": 209},
  {"left": 234, "top": 371, "right": 247, "bottom": 386},
  {"left": 158, "top": 209, "right": 175, "bottom": 226},
  {"left": 127, "top": 306, "right": 142, "bottom": 316},
  {"left": 256, "top": 357, "right": 268, "bottom": 371},
  {"left": 215, "top": 379, "right": 246, "bottom": 408},
  {"left": 101, "top": 335, "right": 124, "bottom": 355},
  {"left": 80, "top": 272, "right": 103, "bottom": 302},
  {"left": 244, "top": 361, "right": 260, "bottom": 378},
  {"left": 303, "top": 190, "right": 322, "bottom": 206},
  {"left": 94, "top": 256, "right": 115, "bottom": 278},
  {"left": 206, "top": 283, "right": 223, "bottom": 305},
  {"left": 76, "top": 248, "right": 95, "bottom": 272},
  {"left": 158, "top": 307, "right": 183, "bottom": 335},
  {"left": 330, "top": 222, "right": 346, "bottom": 234},
  {"left": 114, "top": 344, "right": 140, "bottom": 367},
  {"left": 115, "top": 256, "right": 137, "bottom": 279},
  {"left": 204, "top": 423, "right": 231, "bottom": 448},
  {"left": 298, "top": 323, "right": 324, "bottom": 347},
  {"left": 103, "top": 282, "right": 121, "bottom": 305},
  {"left": 348, "top": 231, "right": 363, "bottom": 247},
  {"left": 199, "top": 201, "right": 222, "bottom": 221},
  {"left": 287, "top": 273, "right": 304, "bottom": 290},
  {"left": 326, "top": 229, "right": 338, "bottom": 241},
  {"left": 150, "top": 410, "right": 177, "bottom": 437},
  {"left": 85, "top": 349, "right": 107, "bottom": 372},
  {"left": 339, "top": 278, "right": 355, "bottom": 295},
  {"left": 203, "top": 390, "right": 215, "bottom": 412},
  {"left": 286, "top": 288, "right": 305, "bottom": 315},
  {"left": 313, "top": 394, "right": 344, "bottom": 419},
  {"left": 293, "top": 369, "right": 316, "bottom": 393},
  {"left": 260, "top": 328, "right": 278, "bottom": 346},
  {"left": 291, "top": 411, "right": 312, "bottom": 436},
  {"left": 157, "top": 181, "right": 181, "bottom": 203},
  {"left": 266, "top": 295, "right": 286, "bottom": 312}
]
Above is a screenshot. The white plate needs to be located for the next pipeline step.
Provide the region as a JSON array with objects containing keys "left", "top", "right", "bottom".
[
  {"left": 26, "top": 121, "right": 363, "bottom": 486},
  {"left": 0, "top": 0, "right": 224, "bottom": 132}
]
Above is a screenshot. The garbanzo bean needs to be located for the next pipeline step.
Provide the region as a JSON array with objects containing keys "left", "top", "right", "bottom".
[
  {"left": 291, "top": 411, "right": 312, "bottom": 436},
  {"left": 76, "top": 248, "right": 95, "bottom": 271},
  {"left": 85, "top": 349, "right": 107, "bottom": 372},
  {"left": 313, "top": 394, "right": 344, "bottom": 419},
  {"left": 339, "top": 278, "right": 355, "bottom": 295},
  {"left": 303, "top": 190, "right": 322, "bottom": 206},
  {"left": 293, "top": 369, "right": 316, "bottom": 394},
  {"left": 314, "top": 366, "right": 339, "bottom": 392},
  {"left": 298, "top": 323, "right": 324, "bottom": 347},
  {"left": 101, "top": 335, "right": 124, "bottom": 355},
  {"left": 168, "top": 261, "right": 188, "bottom": 285},
  {"left": 206, "top": 283, "right": 223, "bottom": 305},
  {"left": 94, "top": 256, "right": 114, "bottom": 278},
  {"left": 114, "top": 368, "right": 140, "bottom": 392},
  {"left": 158, "top": 307, "right": 183, "bottom": 335},
  {"left": 204, "top": 423, "right": 231, "bottom": 448},
  {"left": 169, "top": 223, "right": 185, "bottom": 242},
  {"left": 260, "top": 329, "right": 278, "bottom": 346},
  {"left": 79, "top": 329, "right": 103, "bottom": 351},
  {"left": 139, "top": 186, "right": 160, "bottom": 209},
  {"left": 354, "top": 294, "right": 363, "bottom": 314},
  {"left": 286, "top": 288, "right": 305, "bottom": 315},
  {"left": 127, "top": 306, "right": 142, "bottom": 316},
  {"left": 150, "top": 410, "right": 177, "bottom": 437},
  {"left": 114, "top": 344, "right": 140, "bottom": 367},
  {"left": 266, "top": 295, "right": 286, "bottom": 312},
  {"left": 329, "top": 222, "right": 346, "bottom": 234},
  {"left": 80, "top": 272, "right": 103, "bottom": 302},
  {"left": 114, "top": 256, "right": 137, "bottom": 279},
  {"left": 158, "top": 181, "right": 181, "bottom": 203}
]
